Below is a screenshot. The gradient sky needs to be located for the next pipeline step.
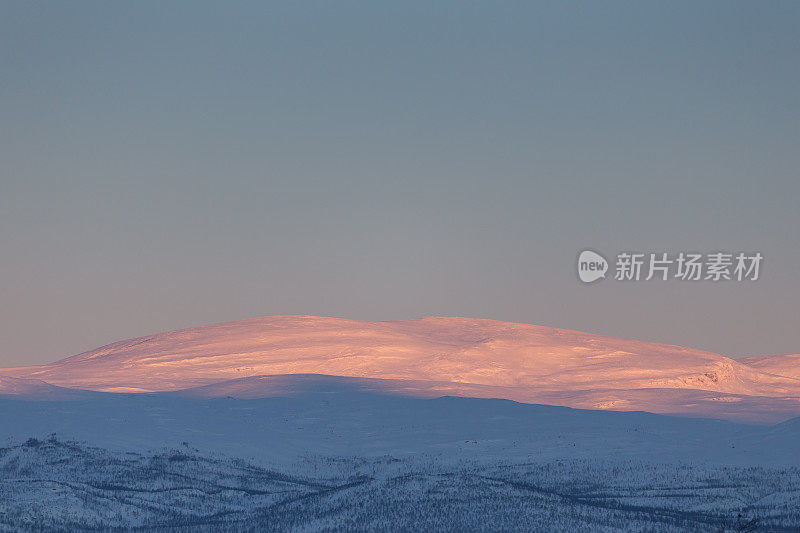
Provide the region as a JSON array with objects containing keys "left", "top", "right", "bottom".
[{"left": 1, "top": 1, "right": 799, "bottom": 366}]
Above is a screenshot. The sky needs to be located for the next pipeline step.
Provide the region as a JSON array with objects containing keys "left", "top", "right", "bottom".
[{"left": 1, "top": 1, "right": 798, "bottom": 366}]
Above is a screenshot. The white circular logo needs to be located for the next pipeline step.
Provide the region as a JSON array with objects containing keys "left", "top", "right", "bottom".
[{"left": 577, "top": 250, "right": 608, "bottom": 283}]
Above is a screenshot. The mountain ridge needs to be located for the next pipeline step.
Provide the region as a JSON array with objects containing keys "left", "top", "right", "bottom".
[
  {"left": 1, "top": 315, "right": 798, "bottom": 422},
  {"left": 738, "top": 353, "right": 800, "bottom": 380}
]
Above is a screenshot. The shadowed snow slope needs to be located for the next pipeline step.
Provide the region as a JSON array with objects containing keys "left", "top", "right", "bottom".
[
  {"left": 0, "top": 375, "right": 94, "bottom": 400},
  {"left": 169, "top": 374, "right": 800, "bottom": 424},
  {"left": 1, "top": 316, "right": 799, "bottom": 422},
  {"left": 2, "top": 389, "right": 797, "bottom": 466}
]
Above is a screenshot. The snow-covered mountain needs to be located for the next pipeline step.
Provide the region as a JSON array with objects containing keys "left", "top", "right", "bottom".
[
  {"left": 1, "top": 316, "right": 799, "bottom": 423},
  {"left": 2, "top": 317, "right": 799, "bottom": 529},
  {"left": 739, "top": 353, "right": 800, "bottom": 380}
]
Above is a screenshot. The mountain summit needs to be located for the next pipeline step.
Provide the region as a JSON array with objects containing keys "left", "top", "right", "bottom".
[{"left": 2, "top": 316, "right": 799, "bottom": 422}]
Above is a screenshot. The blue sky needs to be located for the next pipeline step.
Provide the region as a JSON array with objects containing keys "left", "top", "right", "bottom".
[{"left": 1, "top": 1, "right": 798, "bottom": 364}]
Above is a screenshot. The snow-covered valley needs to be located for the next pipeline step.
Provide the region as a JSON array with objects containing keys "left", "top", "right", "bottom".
[
  {"left": 4, "top": 437, "right": 798, "bottom": 531},
  {"left": 1, "top": 386, "right": 800, "bottom": 531}
]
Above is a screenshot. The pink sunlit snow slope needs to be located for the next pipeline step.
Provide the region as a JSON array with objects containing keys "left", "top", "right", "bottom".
[{"left": 2, "top": 316, "right": 799, "bottom": 422}]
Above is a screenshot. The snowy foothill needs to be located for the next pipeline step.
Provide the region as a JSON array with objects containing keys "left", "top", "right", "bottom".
[{"left": 1, "top": 387, "right": 799, "bottom": 530}]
